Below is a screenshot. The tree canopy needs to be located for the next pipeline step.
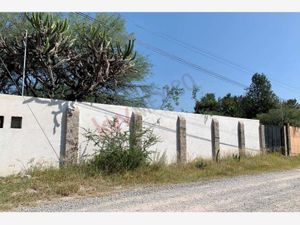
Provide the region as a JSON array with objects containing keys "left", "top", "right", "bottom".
[
  {"left": 194, "top": 73, "right": 289, "bottom": 121},
  {"left": 194, "top": 93, "right": 244, "bottom": 117},
  {"left": 257, "top": 98, "right": 300, "bottom": 126},
  {"left": 257, "top": 107, "right": 300, "bottom": 127},
  {"left": 241, "top": 73, "right": 279, "bottom": 118},
  {"left": 0, "top": 13, "right": 152, "bottom": 107},
  {"left": 194, "top": 93, "right": 219, "bottom": 115}
]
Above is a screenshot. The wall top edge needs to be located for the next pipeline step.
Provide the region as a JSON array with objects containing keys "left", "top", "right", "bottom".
[{"left": 0, "top": 93, "right": 260, "bottom": 122}]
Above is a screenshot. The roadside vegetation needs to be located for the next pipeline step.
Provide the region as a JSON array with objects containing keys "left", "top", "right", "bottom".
[
  {"left": 2, "top": 118, "right": 300, "bottom": 211},
  {"left": 2, "top": 153, "right": 300, "bottom": 211}
]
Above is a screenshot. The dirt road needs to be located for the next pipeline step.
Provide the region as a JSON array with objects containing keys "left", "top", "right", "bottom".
[{"left": 19, "top": 169, "right": 300, "bottom": 212}]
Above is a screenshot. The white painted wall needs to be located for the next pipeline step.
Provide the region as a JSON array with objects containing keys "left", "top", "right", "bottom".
[
  {"left": 0, "top": 94, "right": 69, "bottom": 176},
  {"left": 76, "top": 102, "right": 260, "bottom": 162},
  {"left": 0, "top": 94, "right": 261, "bottom": 176}
]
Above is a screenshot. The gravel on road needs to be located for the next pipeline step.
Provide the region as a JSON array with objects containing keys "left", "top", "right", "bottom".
[{"left": 17, "top": 168, "right": 300, "bottom": 212}]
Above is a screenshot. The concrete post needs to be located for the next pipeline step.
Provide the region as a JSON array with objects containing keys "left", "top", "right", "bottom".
[
  {"left": 259, "top": 124, "right": 266, "bottom": 153},
  {"left": 211, "top": 118, "right": 220, "bottom": 161},
  {"left": 64, "top": 107, "right": 80, "bottom": 164},
  {"left": 286, "top": 123, "right": 292, "bottom": 156},
  {"left": 283, "top": 125, "right": 288, "bottom": 156},
  {"left": 130, "top": 112, "right": 143, "bottom": 149},
  {"left": 176, "top": 116, "right": 187, "bottom": 163},
  {"left": 238, "top": 121, "right": 246, "bottom": 156}
]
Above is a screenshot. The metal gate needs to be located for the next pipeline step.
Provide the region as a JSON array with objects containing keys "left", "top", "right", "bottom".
[{"left": 264, "top": 125, "right": 285, "bottom": 153}]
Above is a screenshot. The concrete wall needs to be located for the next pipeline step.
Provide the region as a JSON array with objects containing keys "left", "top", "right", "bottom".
[
  {"left": 77, "top": 102, "right": 260, "bottom": 161},
  {"left": 0, "top": 94, "right": 69, "bottom": 176},
  {"left": 0, "top": 94, "right": 261, "bottom": 176},
  {"left": 289, "top": 126, "right": 300, "bottom": 156}
]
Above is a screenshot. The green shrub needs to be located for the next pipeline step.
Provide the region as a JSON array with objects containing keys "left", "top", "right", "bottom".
[
  {"left": 232, "top": 154, "right": 241, "bottom": 162},
  {"left": 84, "top": 117, "right": 159, "bottom": 174},
  {"left": 195, "top": 159, "right": 207, "bottom": 169}
]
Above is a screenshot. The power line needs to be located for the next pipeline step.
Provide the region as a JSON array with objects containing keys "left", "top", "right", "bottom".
[
  {"left": 136, "top": 39, "right": 247, "bottom": 89},
  {"left": 1, "top": 13, "right": 261, "bottom": 154},
  {"left": 124, "top": 15, "right": 300, "bottom": 96},
  {"left": 5, "top": 12, "right": 295, "bottom": 103},
  {"left": 126, "top": 18, "right": 255, "bottom": 75},
  {"left": 75, "top": 12, "right": 248, "bottom": 89},
  {"left": 76, "top": 12, "right": 300, "bottom": 99},
  {"left": 75, "top": 12, "right": 292, "bottom": 121}
]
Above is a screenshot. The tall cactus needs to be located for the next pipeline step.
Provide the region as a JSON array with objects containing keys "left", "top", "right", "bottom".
[{"left": 0, "top": 12, "right": 139, "bottom": 101}]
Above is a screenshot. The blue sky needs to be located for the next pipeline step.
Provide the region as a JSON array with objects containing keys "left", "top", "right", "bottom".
[{"left": 119, "top": 13, "right": 300, "bottom": 111}]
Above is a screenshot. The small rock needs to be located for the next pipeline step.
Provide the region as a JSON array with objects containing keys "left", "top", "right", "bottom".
[
  {"left": 25, "top": 188, "right": 38, "bottom": 194},
  {"left": 21, "top": 174, "right": 32, "bottom": 179},
  {"left": 11, "top": 192, "right": 18, "bottom": 197}
]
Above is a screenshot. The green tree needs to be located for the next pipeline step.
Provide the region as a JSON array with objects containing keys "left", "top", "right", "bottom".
[
  {"left": 194, "top": 93, "right": 220, "bottom": 115},
  {"left": 257, "top": 108, "right": 300, "bottom": 127},
  {"left": 242, "top": 73, "right": 279, "bottom": 118},
  {"left": 193, "top": 74, "right": 299, "bottom": 124},
  {"left": 191, "top": 84, "right": 200, "bottom": 102},
  {"left": 67, "top": 13, "right": 151, "bottom": 106},
  {"left": 257, "top": 99, "right": 300, "bottom": 126},
  {"left": 0, "top": 13, "right": 151, "bottom": 107},
  {"left": 218, "top": 93, "right": 244, "bottom": 117},
  {"left": 283, "top": 99, "right": 299, "bottom": 109},
  {"left": 160, "top": 84, "right": 184, "bottom": 111}
]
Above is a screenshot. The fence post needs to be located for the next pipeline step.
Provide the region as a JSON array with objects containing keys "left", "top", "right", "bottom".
[
  {"left": 283, "top": 125, "right": 288, "bottom": 156},
  {"left": 130, "top": 112, "right": 143, "bottom": 149},
  {"left": 211, "top": 118, "right": 220, "bottom": 161},
  {"left": 286, "top": 123, "right": 292, "bottom": 156},
  {"left": 176, "top": 116, "right": 187, "bottom": 163},
  {"left": 64, "top": 107, "right": 80, "bottom": 165},
  {"left": 238, "top": 121, "right": 246, "bottom": 156},
  {"left": 259, "top": 124, "right": 266, "bottom": 153}
]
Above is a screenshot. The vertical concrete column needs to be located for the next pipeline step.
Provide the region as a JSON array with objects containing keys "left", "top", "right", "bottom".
[
  {"left": 211, "top": 118, "right": 220, "bottom": 161},
  {"left": 283, "top": 125, "right": 288, "bottom": 156},
  {"left": 64, "top": 107, "right": 80, "bottom": 164},
  {"left": 130, "top": 112, "right": 143, "bottom": 149},
  {"left": 286, "top": 123, "right": 292, "bottom": 156},
  {"left": 238, "top": 121, "right": 246, "bottom": 156},
  {"left": 176, "top": 116, "right": 187, "bottom": 163},
  {"left": 259, "top": 124, "right": 266, "bottom": 153}
]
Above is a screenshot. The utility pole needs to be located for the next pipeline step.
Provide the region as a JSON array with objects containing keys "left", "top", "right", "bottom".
[
  {"left": 22, "top": 30, "right": 28, "bottom": 96},
  {"left": 280, "top": 98, "right": 284, "bottom": 126}
]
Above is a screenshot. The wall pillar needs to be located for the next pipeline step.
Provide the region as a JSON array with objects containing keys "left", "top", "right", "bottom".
[
  {"left": 286, "top": 123, "right": 292, "bottom": 156},
  {"left": 130, "top": 112, "right": 143, "bottom": 149},
  {"left": 283, "top": 125, "right": 288, "bottom": 156},
  {"left": 211, "top": 118, "right": 220, "bottom": 161},
  {"left": 259, "top": 124, "right": 266, "bottom": 153},
  {"left": 176, "top": 116, "right": 187, "bottom": 163},
  {"left": 238, "top": 121, "right": 246, "bottom": 156},
  {"left": 64, "top": 107, "right": 80, "bottom": 165}
]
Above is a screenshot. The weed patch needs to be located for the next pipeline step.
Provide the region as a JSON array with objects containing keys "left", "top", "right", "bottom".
[{"left": 1, "top": 153, "right": 300, "bottom": 211}]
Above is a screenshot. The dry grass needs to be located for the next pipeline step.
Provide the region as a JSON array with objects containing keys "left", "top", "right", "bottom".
[{"left": 1, "top": 153, "right": 300, "bottom": 211}]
